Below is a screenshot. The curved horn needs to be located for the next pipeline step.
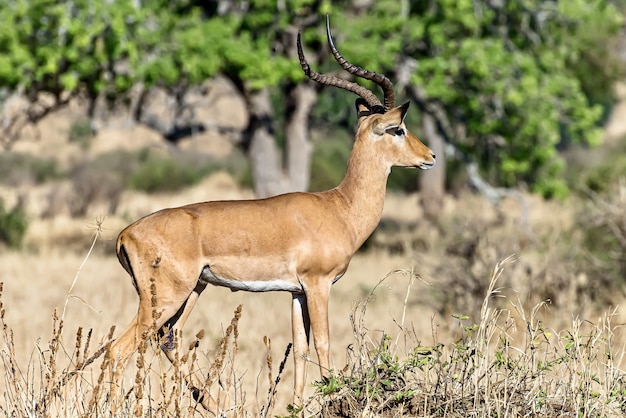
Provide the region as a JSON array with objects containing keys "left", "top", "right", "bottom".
[
  {"left": 325, "top": 16, "right": 395, "bottom": 111},
  {"left": 297, "top": 26, "right": 384, "bottom": 111}
]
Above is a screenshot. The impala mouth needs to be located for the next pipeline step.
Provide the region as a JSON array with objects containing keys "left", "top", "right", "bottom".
[{"left": 419, "top": 160, "right": 436, "bottom": 170}]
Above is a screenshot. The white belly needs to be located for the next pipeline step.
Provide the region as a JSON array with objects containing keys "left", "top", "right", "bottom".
[{"left": 199, "top": 266, "right": 304, "bottom": 293}]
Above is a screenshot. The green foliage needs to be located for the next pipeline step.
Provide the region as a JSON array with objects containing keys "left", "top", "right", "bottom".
[
  {"left": 0, "top": 200, "right": 28, "bottom": 249},
  {"left": 577, "top": 174, "right": 626, "bottom": 289},
  {"left": 67, "top": 119, "right": 93, "bottom": 148},
  {"left": 387, "top": 168, "right": 419, "bottom": 192},
  {"left": 316, "top": 292, "right": 626, "bottom": 416},
  {"left": 309, "top": 130, "right": 351, "bottom": 192},
  {"left": 0, "top": 0, "right": 140, "bottom": 97},
  {"left": 128, "top": 152, "right": 217, "bottom": 193},
  {"left": 325, "top": 0, "right": 622, "bottom": 197},
  {"left": 66, "top": 148, "right": 250, "bottom": 197},
  {"left": 405, "top": 0, "right": 620, "bottom": 197},
  {"left": 311, "top": 90, "right": 355, "bottom": 129},
  {"left": 0, "top": 152, "right": 62, "bottom": 185},
  {"left": 580, "top": 150, "right": 626, "bottom": 194},
  {"left": 1, "top": 0, "right": 622, "bottom": 197},
  {"left": 123, "top": 146, "right": 252, "bottom": 193},
  {"left": 0, "top": 0, "right": 320, "bottom": 114},
  {"left": 222, "top": 147, "right": 254, "bottom": 189},
  {"left": 278, "top": 403, "right": 304, "bottom": 418}
]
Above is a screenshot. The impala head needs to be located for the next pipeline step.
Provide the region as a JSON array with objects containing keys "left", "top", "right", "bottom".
[{"left": 297, "top": 17, "right": 436, "bottom": 170}]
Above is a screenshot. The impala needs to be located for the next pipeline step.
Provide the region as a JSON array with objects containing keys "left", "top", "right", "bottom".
[{"left": 109, "top": 18, "right": 435, "bottom": 414}]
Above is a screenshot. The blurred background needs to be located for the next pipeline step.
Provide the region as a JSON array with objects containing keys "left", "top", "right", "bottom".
[{"left": 0, "top": 0, "right": 625, "bottom": 412}]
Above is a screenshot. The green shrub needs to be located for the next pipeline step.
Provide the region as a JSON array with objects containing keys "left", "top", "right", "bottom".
[
  {"left": 387, "top": 168, "right": 419, "bottom": 192},
  {"left": 75, "top": 148, "right": 250, "bottom": 196},
  {"left": 583, "top": 157, "right": 626, "bottom": 193},
  {"left": 565, "top": 140, "right": 626, "bottom": 195},
  {"left": 0, "top": 200, "right": 28, "bottom": 249},
  {"left": 68, "top": 119, "right": 94, "bottom": 149},
  {"left": 222, "top": 147, "right": 253, "bottom": 189},
  {"left": 579, "top": 181, "right": 626, "bottom": 292},
  {"left": 128, "top": 152, "right": 218, "bottom": 193},
  {"left": 0, "top": 153, "right": 62, "bottom": 185},
  {"left": 309, "top": 131, "right": 352, "bottom": 192}
]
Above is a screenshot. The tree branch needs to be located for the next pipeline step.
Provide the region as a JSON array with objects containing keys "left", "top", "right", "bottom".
[
  {"left": 402, "top": 68, "right": 534, "bottom": 239},
  {"left": 0, "top": 91, "right": 75, "bottom": 151}
]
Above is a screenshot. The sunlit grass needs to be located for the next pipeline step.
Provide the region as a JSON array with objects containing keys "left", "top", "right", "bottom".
[{"left": 1, "top": 252, "right": 625, "bottom": 417}]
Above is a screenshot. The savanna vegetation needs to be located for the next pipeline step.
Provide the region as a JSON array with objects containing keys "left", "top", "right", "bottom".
[{"left": 1, "top": 0, "right": 626, "bottom": 417}]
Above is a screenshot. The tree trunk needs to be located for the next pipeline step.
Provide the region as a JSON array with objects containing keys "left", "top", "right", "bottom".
[
  {"left": 419, "top": 112, "right": 446, "bottom": 220},
  {"left": 285, "top": 83, "right": 316, "bottom": 192},
  {"left": 246, "top": 88, "right": 284, "bottom": 198},
  {"left": 245, "top": 84, "right": 316, "bottom": 198}
]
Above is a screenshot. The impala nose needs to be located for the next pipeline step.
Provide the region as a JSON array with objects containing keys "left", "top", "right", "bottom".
[{"left": 431, "top": 152, "right": 436, "bottom": 160}]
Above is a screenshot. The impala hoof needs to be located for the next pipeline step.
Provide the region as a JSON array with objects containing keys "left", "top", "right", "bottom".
[{"left": 160, "top": 327, "right": 175, "bottom": 352}]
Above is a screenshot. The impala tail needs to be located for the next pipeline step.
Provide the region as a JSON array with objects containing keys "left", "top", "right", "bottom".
[{"left": 116, "top": 241, "right": 138, "bottom": 293}]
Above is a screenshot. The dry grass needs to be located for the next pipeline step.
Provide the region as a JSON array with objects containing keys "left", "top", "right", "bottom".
[
  {"left": 310, "top": 257, "right": 626, "bottom": 417},
  {"left": 1, "top": 250, "right": 626, "bottom": 417},
  {"left": 1, "top": 186, "right": 625, "bottom": 416},
  {"left": 0, "top": 243, "right": 429, "bottom": 416}
]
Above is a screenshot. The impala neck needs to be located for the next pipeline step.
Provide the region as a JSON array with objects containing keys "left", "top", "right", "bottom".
[{"left": 333, "top": 137, "right": 391, "bottom": 249}]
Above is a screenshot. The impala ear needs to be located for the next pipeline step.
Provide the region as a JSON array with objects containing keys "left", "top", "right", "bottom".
[
  {"left": 388, "top": 101, "right": 410, "bottom": 124},
  {"left": 372, "top": 101, "right": 411, "bottom": 135},
  {"left": 355, "top": 98, "right": 385, "bottom": 121}
]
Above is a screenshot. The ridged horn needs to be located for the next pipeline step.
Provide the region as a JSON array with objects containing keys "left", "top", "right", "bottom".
[
  {"left": 297, "top": 16, "right": 393, "bottom": 112},
  {"left": 324, "top": 16, "right": 395, "bottom": 111}
]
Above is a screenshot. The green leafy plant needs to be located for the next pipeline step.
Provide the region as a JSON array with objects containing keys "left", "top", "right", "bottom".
[
  {"left": 327, "top": 0, "right": 623, "bottom": 198},
  {"left": 0, "top": 153, "right": 62, "bottom": 185},
  {"left": 128, "top": 154, "right": 216, "bottom": 193},
  {"left": 0, "top": 200, "right": 27, "bottom": 249},
  {"left": 67, "top": 119, "right": 93, "bottom": 149},
  {"left": 308, "top": 131, "right": 351, "bottom": 192},
  {"left": 309, "top": 259, "right": 626, "bottom": 417}
]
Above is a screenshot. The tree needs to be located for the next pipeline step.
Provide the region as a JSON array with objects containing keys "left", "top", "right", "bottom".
[
  {"left": 0, "top": 0, "right": 329, "bottom": 198},
  {"left": 324, "top": 0, "right": 623, "bottom": 217},
  {"left": 0, "top": 0, "right": 143, "bottom": 148},
  {"left": 2, "top": 0, "right": 622, "bottom": 204},
  {"left": 404, "top": 0, "right": 623, "bottom": 206}
]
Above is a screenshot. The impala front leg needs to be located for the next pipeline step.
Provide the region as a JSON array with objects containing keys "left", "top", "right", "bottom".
[
  {"left": 304, "top": 280, "right": 332, "bottom": 382},
  {"left": 291, "top": 293, "right": 311, "bottom": 407}
]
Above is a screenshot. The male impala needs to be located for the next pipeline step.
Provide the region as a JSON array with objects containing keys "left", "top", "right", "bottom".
[{"left": 109, "top": 18, "right": 435, "bottom": 414}]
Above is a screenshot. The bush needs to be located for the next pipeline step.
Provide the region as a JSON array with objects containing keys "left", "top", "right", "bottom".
[
  {"left": 387, "top": 168, "right": 419, "bottom": 192},
  {"left": 309, "top": 131, "right": 352, "bottom": 192},
  {"left": 128, "top": 152, "right": 218, "bottom": 193},
  {"left": 66, "top": 150, "right": 139, "bottom": 217},
  {"left": 583, "top": 156, "right": 626, "bottom": 193},
  {"left": 0, "top": 153, "right": 62, "bottom": 186},
  {"left": 221, "top": 147, "right": 253, "bottom": 189},
  {"left": 67, "top": 119, "right": 94, "bottom": 149},
  {"left": 0, "top": 200, "right": 28, "bottom": 249},
  {"left": 579, "top": 179, "right": 626, "bottom": 294}
]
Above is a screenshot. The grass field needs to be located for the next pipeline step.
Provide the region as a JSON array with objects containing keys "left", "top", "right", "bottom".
[{"left": 0, "top": 175, "right": 625, "bottom": 416}]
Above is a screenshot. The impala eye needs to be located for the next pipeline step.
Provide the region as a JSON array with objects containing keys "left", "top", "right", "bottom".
[{"left": 386, "top": 126, "right": 405, "bottom": 136}]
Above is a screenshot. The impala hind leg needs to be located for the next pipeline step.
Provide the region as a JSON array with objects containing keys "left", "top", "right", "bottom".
[
  {"left": 157, "top": 283, "right": 222, "bottom": 415},
  {"left": 291, "top": 293, "right": 311, "bottom": 407},
  {"left": 108, "top": 294, "right": 185, "bottom": 390},
  {"left": 109, "top": 274, "right": 197, "bottom": 390}
]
